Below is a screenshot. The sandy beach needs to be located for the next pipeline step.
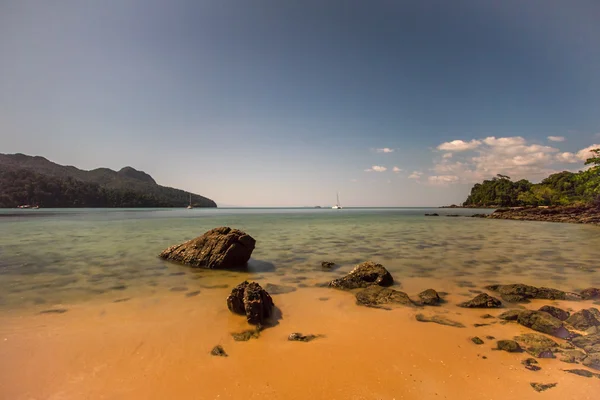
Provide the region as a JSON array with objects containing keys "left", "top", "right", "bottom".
[{"left": 1, "top": 278, "right": 599, "bottom": 400}]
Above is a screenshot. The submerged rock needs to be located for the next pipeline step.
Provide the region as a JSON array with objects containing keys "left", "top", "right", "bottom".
[
  {"left": 522, "top": 358, "right": 541, "bottom": 371},
  {"left": 328, "top": 261, "right": 393, "bottom": 290},
  {"left": 355, "top": 286, "right": 413, "bottom": 307},
  {"left": 458, "top": 293, "right": 502, "bottom": 308},
  {"left": 321, "top": 261, "right": 337, "bottom": 270},
  {"left": 264, "top": 283, "right": 297, "bottom": 295},
  {"left": 514, "top": 333, "right": 559, "bottom": 358},
  {"left": 539, "top": 305, "right": 570, "bottom": 321},
  {"left": 581, "top": 288, "right": 600, "bottom": 300},
  {"left": 498, "top": 309, "right": 523, "bottom": 321},
  {"left": 415, "top": 313, "right": 465, "bottom": 328},
  {"left": 210, "top": 345, "right": 228, "bottom": 357},
  {"left": 288, "top": 332, "right": 322, "bottom": 342},
  {"left": 497, "top": 340, "right": 523, "bottom": 353},
  {"left": 566, "top": 309, "right": 600, "bottom": 331},
  {"left": 417, "top": 289, "right": 442, "bottom": 306},
  {"left": 530, "top": 382, "right": 557, "bottom": 392},
  {"left": 517, "top": 310, "right": 572, "bottom": 339},
  {"left": 226, "top": 281, "right": 274, "bottom": 325},
  {"left": 159, "top": 227, "right": 256, "bottom": 269}
]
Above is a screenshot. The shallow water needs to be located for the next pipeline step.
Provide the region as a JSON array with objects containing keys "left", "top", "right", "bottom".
[
  {"left": 1, "top": 208, "right": 600, "bottom": 399},
  {"left": 0, "top": 207, "right": 599, "bottom": 309}
]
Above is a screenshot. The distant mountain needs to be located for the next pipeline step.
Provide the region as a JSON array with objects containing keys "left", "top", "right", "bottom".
[{"left": 0, "top": 153, "right": 217, "bottom": 208}]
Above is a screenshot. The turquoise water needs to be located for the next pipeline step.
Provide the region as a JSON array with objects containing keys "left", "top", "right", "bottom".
[{"left": 1, "top": 207, "right": 599, "bottom": 309}]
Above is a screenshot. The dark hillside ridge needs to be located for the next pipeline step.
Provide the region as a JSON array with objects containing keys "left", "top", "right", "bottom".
[{"left": 0, "top": 153, "right": 216, "bottom": 208}]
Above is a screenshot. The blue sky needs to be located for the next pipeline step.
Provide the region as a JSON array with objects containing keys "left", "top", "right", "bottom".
[{"left": 1, "top": 0, "right": 599, "bottom": 206}]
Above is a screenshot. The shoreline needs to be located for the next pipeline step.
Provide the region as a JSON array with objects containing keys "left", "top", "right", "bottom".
[{"left": 482, "top": 205, "right": 600, "bottom": 225}]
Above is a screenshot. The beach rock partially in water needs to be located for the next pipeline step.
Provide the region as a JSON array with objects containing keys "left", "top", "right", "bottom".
[
  {"left": 415, "top": 313, "right": 465, "bottom": 328},
  {"left": 566, "top": 309, "right": 600, "bottom": 331},
  {"left": 328, "top": 261, "right": 393, "bottom": 290},
  {"left": 211, "top": 345, "right": 228, "bottom": 357},
  {"left": 517, "top": 310, "right": 572, "bottom": 339},
  {"left": 581, "top": 288, "right": 600, "bottom": 300},
  {"left": 355, "top": 286, "right": 413, "bottom": 308},
  {"left": 583, "top": 354, "right": 600, "bottom": 371},
  {"left": 497, "top": 340, "right": 522, "bottom": 352},
  {"left": 570, "top": 333, "right": 600, "bottom": 353},
  {"left": 458, "top": 293, "right": 502, "bottom": 308},
  {"left": 226, "top": 281, "right": 274, "bottom": 325},
  {"left": 514, "top": 333, "right": 559, "bottom": 358},
  {"left": 539, "top": 305, "right": 570, "bottom": 321},
  {"left": 417, "top": 289, "right": 442, "bottom": 306},
  {"left": 530, "top": 382, "right": 557, "bottom": 392},
  {"left": 159, "top": 227, "right": 256, "bottom": 269},
  {"left": 498, "top": 309, "right": 523, "bottom": 321}
]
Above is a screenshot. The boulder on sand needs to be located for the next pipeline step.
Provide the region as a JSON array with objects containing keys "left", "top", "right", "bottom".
[
  {"left": 538, "top": 305, "right": 570, "bottom": 321},
  {"left": 566, "top": 309, "right": 600, "bottom": 331},
  {"left": 581, "top": 288, "right": 600, "bottom": 300},
  {"left": 417, "top": 289, "right": 442, "bottom": 306},
  {"left": 328, "top": 261, "right": 394, "bottom": 290},
  {"left": 226, "top": 281, "right": 274, "bottom": 325},
  {"left": 159, "top": 227, "right": 256, "bottom": 269},
  {"left": 514, "top": 333, "right": 559, "bottom": 358},
  {"left": 458, "top": 293, "right": 502, "bottom": 308},
  {"left": 485, "top": 283, "right": 579, "bottom": 301}
]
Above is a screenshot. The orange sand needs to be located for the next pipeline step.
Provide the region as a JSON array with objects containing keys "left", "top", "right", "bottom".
[{"left": 1, "top": 286, "right": 599, "bottom": 400}]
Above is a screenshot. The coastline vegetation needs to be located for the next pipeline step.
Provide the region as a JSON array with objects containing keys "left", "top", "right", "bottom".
[{"left": 463, "top": 149, "right": 600, "bottom": 208}]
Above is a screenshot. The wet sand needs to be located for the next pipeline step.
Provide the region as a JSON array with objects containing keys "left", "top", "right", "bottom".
[{"left": 1, "top": 281, "right": 599, "bottom": 400}]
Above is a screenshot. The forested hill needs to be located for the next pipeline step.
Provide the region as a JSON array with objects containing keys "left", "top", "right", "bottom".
[
  {"left": 0, "top": 153, "right": 217, "bottom": 208},
  {"left": 463, "top": 149, "right": 600, "bottom": 208}
]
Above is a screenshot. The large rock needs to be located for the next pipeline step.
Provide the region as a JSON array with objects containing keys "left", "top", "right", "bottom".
[
  {"left": 458, "top": 293, "right": 502, "bottom": 308},
  {"left": 497, "top": 340, "right": 522, "bottom": 352},
  {"left": 498, "top": 309, "right": 523, "bottom": 321},
  {"left": 539, "top": 305, "right": 570, "bottom": 321},
  {"left": 514, "top": 333, "right": 559, "bottom": 358},
  {"left": 355, "top": 286, "right": 413, "bottom": 307},
  {"left": 486, "top": 284, "right": 567, "bottom": 301},
  {"left": 517, "top": 310, "right": 572, "bottom": 339},
  {"left": 328, "top": 261, "right": 393, "bottom": 290},
  {"left": 571, "top": 333, "right": 600, "bottom": 353},
  {"left": 159, "top": 227, "right": 256, "bottom": 269},
  {"left": 226, "top": 281, "right": 274, "bottom": 325}
]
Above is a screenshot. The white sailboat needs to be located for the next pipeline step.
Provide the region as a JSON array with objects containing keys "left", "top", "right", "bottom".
[
  {"left": 332, "top": 192, "right": 343, "bottom": 209},
  {"left": 187, "top": 193, "right": 193, "bottom": 209}
]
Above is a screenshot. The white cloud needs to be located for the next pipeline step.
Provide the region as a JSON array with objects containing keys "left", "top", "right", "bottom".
[
  {"left": 437, "top": 139, "right": 481, "bottom": 152},
  {"left": 364, "top": 165, "right": 387, "bottom": 172},
  {"left": 408, "top": 171, "right": 422, "bottom": 180},
  {"left": 392, "top": 166, "right": 402, "bottom": 173},
  {"left": 556, "top": 152, "right": 579, "bottom": 163},
  {"left": 547, "top": 136, "right": 565, "bottom": 142},
  {"left": 576, "top": 144, "right": 600, "bottom": 161},
  {"left": 442, "top": 153, "right": 453, "bottom": 159},
  {"left": 427, "top": 175, "right": 459, "bottom": 185},
  {"left": 482, "top": 136, "right": 526, "bottom": 147},
  {"left": 375, "top": 148, "right": 394, "bottom": 153}
]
